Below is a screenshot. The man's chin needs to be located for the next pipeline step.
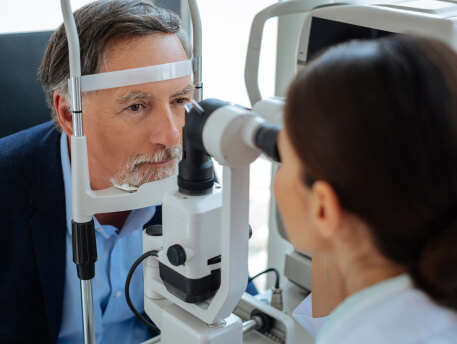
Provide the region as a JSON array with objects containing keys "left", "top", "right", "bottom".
[{"left": 112, "top": 169, "right": 177, "bottom": 188}]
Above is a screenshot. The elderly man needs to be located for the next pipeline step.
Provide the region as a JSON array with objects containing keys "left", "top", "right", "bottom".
[{"left": 0, "top": 1, "right": 193, "bottom": 343}]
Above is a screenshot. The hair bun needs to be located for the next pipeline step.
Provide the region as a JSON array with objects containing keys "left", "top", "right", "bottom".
[{"left": 413, "top": 218, "right": 457, "bottom": 309}]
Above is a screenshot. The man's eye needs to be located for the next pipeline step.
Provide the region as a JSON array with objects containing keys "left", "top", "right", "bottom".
[
  {"left": 127, "top": 104, "right": 142, "bottom": 112},
  {"left": 175, "top": 98, "right": 191, "bottom": 105}
]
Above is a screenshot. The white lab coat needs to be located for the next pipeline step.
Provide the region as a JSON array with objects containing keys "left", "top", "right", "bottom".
[{"left": 293, "top": 274, "right": 457, "bottom": 343}]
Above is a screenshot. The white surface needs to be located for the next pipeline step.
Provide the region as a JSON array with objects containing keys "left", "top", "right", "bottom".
[
  {"left": 0, "top": 0, "right": 94, "bottom": 34},
  {"left": 79, "top": 60, "right": 192, "bottom": 92},
  {"left": 381, "top": 0, "right": 457, "bottom": 14}
]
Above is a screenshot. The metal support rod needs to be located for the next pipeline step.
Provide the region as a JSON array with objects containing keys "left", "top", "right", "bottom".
[
  {"left": 81, "top": 280, "right": 96, "bottom": 344},
  {"left": 188, "top": 0, "right": 202, "bottom": 56},
  {"left": 60, "top": 0, "right": 81, "bottom": 77},
  {"left": 187, "top": 0, "right": 203, "bottom": 102},
  {"left": 193, "top": 55, "right": 203, "bottom": 102},
  {"left": 61, "top": 0, "right": 84, "bottom": 137},
  {"left": 70, "top": 76, "right": 83, "bottom": 137},
  {"left": 62, "top": 1, "right": 93, "bottom": 342},
  {"left": 242, "top": 316, "right": 261, "bottom": 335}
]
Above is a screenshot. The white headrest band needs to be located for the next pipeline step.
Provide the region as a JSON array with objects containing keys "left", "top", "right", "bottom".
[{"left": 75, "top": 59, "right": 192, "bottom": 92}]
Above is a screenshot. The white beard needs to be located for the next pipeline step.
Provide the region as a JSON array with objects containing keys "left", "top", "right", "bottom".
[{"left": 111, "top": 144, "right": 182, "bottom": 188}]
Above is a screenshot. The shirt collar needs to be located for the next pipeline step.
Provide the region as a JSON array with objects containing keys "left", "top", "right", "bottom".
[
  {"left": 317, "top": 273, "right": 412, "bottom": 341},
  {"left": 60, "top": 132, "right": 156, "bottom": 238}
]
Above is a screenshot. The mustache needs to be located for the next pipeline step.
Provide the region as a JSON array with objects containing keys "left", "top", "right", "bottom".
[
  {"left": 128, "top": 145, "right": 182, "bottom": 172},
  {"left": 111, "top": 145, "right": 183, "bottom": 188}
]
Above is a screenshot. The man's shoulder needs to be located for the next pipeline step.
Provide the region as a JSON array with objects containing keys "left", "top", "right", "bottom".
[
  {"left": 0, "top": 120, "right": 64, "bottom": 223},
  {"left": 0, "top": 121, "right": 60, "bottom": 168}
]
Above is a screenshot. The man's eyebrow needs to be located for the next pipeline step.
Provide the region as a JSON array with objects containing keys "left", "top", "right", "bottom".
[
  {"left": 171, "top": 85, "right": 195, "bottom": 99},
  {"left": 117, "top": 91, "right": 152, "bottom": 104}
]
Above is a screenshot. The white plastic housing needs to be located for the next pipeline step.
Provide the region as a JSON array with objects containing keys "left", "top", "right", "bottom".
[
  {"left": 159, "top": 185, "right": 222, "bottom": 279},
  {"left": 252, "top": 97, "right": 284, "bottom": 125},
  {"left": 144, "top": 166, "right": 250, "bottom": 325},
  {"left": 202, "top": 106, "right": 264, "bottom": 167},
  {"left": 298, "top": 1, "right": 457, "bottom": 65}
]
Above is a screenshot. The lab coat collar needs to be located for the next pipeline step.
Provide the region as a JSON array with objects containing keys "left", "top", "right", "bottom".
[{"left": 317, "top": 274, "right": 412, "bottom": 341}]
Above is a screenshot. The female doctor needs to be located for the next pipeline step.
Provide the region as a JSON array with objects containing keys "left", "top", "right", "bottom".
[{"left": 274, "top": 34, "right": 457, "bottom": 343}]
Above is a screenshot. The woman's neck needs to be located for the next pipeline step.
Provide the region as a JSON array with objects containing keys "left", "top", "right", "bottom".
[
  {"left": 339, "top": 253, "right": 407, "bottom": 296},
  {"left": 332, "top": 223, "right": 407, "bottom": 296}
]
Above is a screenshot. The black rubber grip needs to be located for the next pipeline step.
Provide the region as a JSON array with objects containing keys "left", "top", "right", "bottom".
[{"left": 72, "top": 219, "right": 97, "bottom": 280}]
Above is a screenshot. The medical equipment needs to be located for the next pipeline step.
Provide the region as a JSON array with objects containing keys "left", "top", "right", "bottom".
[
  {"left": 247, "top": 0, "right": 457, "bottom": 297},
  {"left": 140, "top": 97, "right": 283, "bottom": 344},
  {"left": 60, "top": 0, "right": 457, "bottom": 343}
]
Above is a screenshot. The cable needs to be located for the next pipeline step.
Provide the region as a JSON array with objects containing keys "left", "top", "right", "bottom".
[
  {"left": 125, "top": 250, "right": 161, "bottom": 333},
  {"left": 248, "top": 268, "right": 280, "bottom": 289}
]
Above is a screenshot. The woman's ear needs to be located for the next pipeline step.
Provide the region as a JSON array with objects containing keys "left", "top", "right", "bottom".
[
  {"left": 54, "top": 91, "right": 73, "bottom": 137},
  {"left": 312, "top": 180, "right": 344, "bottom": 240}
]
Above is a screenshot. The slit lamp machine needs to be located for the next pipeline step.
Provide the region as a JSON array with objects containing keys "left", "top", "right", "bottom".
[{"left": 61, "top": 0, "right": 457, "bottom": 343}]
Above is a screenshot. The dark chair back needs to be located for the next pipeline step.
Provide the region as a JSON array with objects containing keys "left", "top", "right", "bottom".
[{"left": 0, "top": 31, "right": 53, "bottom": 138}]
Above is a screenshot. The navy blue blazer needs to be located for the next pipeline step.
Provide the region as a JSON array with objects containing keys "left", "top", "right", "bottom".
[{"left": 0, "top": 122, "right": 66, "bottom": 343}]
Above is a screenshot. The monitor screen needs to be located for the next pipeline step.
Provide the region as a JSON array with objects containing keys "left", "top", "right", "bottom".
[{"left": 307, "top": 17, "right": 393, "bottom": 61}]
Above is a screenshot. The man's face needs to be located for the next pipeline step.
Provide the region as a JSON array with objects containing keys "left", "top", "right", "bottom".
[{"left": 81, "top": 33, "right": 192, "bottom": 190}]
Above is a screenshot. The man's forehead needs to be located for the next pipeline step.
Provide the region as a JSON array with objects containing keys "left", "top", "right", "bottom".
[{"left": 101, "top": 33, "right": 188, "bottom": 73}]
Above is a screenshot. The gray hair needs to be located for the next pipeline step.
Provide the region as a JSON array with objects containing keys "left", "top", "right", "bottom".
[{"left": 38, "top": 0, "right": 192, "bottom": 131}]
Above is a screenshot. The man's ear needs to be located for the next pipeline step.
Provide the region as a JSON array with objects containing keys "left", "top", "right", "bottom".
[
  {"left": 54, "top": 91, "right": 73, "bottom": 137},
  {"left": 312, "top": 181, "right": 344, "bottom": 240}
]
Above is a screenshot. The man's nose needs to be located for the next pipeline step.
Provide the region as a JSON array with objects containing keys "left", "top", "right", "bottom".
[{"left": 149, "top": 105, "right": 181, "bottom": 148}]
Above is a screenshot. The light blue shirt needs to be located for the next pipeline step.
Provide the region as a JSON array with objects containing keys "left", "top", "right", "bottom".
[{"left": 58, "top": 133, "right": 157, "bottom": 344}]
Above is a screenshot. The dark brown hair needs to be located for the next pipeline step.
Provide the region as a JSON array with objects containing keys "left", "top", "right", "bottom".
[
  {"left": 286, "top": 35, "right": 457, "bottom": 310},
  {"left": 37, "top": 0, "right": 192, "bottom": 131}
]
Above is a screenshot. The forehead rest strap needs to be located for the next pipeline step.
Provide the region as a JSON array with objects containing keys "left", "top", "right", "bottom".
[{"left": 70, "top": 59, "right": 192, "bottom": 92}]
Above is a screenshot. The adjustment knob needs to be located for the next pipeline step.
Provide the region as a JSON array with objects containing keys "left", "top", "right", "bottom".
[
  {"left": 167, "top": 244, "right": 186, "bottom": 266},
  {"left": 145, "top": 224, "right": 163, "bottom": 236}
]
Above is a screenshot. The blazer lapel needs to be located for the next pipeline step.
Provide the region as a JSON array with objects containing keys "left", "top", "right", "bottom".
[{"left": 29, "top": 126, "right": 66, "bottom": 343}]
